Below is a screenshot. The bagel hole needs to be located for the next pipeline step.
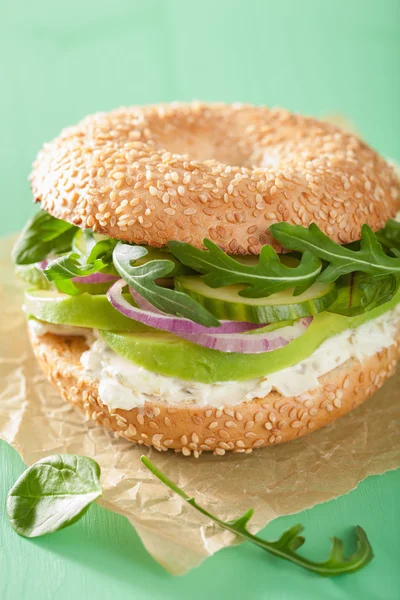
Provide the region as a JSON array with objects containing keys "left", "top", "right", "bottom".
[{"left": 163, "top": 132, "right": 247, "bottom": 166}]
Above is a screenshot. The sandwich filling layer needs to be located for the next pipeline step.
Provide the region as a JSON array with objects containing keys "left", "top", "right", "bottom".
[{"left": 29, "top": 304, "right": 399, "bottom": 410}]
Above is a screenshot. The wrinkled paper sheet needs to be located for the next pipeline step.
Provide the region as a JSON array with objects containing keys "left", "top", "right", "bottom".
[{"left": 1, "top": 235, "right": 399, "bottom": 574}]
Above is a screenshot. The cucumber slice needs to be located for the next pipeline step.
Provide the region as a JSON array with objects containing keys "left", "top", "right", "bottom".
[
  {"left": 175, "top": 277, "right": 337, "bottom": 323},
  {"left": 72, "top": 229, "right": 110, "bottom": 255},
  {"left": 24, "top": 289, "right": 147, "bottom": 332},
  {"left": 101, "top": 289, "right": 400, "bottom": 383}
]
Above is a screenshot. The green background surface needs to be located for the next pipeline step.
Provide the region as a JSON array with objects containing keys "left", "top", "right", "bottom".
[{"left": 1, "top": 0, "right": 399, "bottom": 598}]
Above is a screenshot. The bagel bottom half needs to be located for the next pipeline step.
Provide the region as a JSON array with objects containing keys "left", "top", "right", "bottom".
[{"left": 29, "top": 330, "right": 399, "bottom": 457}]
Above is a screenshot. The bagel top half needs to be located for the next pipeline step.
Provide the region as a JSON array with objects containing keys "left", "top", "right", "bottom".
[{"left": 30, "top": 103, "right": 400, "bottom": 254}]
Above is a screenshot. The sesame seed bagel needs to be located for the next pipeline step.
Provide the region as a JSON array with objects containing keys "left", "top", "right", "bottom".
[
  {"left": 30, "top": 103, "right": 400, "bottom": 254},
  {"left": 29, "top": 330, "right": 399, "bottom": 457}
]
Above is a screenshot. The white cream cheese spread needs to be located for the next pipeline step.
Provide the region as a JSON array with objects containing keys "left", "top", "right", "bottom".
[
  {"left": 82, "top": 308, "right": 399, "bottom": 408},
  {"left": 28, "top": 306, "right": 399, "bottom": 409},
  {"left": 28, "top": 319, "right": 94, "bottom": 341}
]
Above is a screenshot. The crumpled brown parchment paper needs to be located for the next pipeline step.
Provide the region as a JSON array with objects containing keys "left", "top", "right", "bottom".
[{"left": 1, "top": 235, "right": 399, "bottom": 575}]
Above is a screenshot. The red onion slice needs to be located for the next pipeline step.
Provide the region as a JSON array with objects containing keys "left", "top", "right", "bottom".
[
  {"left": 129, "top": 288, "right": 261, "bottom": 333},
  {"left": 108, "top": 280, "right": 313, "bottom": 353},
  {"left": 108, "top": 280, "right": 262, "bottom": 335},
  {"left": 37, "top": 259, "right": 50, "bottom": 270},
  {"left": 176, "top": 317, "right": 312, "bottom": 353}
]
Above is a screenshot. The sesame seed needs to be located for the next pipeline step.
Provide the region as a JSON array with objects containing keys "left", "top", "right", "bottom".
[
  {"left": 215, "top": 448, "right": 226, "bottom": 456},
  {"left": 253, "top": 439, "right": 264, "bottom": 448}
]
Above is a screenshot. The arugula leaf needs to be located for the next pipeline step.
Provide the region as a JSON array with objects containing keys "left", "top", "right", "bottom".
[
  {"left": 328, "top": 272, "right": 400, "bottom": 317},
  {"left": 113, "top": 242, "right": 220, "bottom": 326},
  {"left": 12, "top": 210, "right": 77, "bottom": 265},
  {"left": 142, "top": 456, "right": 373, "bottom": 576},
  {"left": 168, "top": 239, "right": 322, "bottom": 297},
  {"left": 270, "top": 222, "right": 400, "bottom": 283},
  {"left": 7, "top": 454, "right": 102, "bottom": 538},
  {"left": 376, "top": 219, "right": 400, "bottom": 252},
  {"left": 44, "top": 236, "right": 117, "bottom": 295}
]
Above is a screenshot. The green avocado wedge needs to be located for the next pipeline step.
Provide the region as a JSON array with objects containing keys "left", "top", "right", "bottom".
[
  {"left": 24, "top": 289, "right": 148, "bottom": 332},
  {"left": 16, "top": 265, "right": 51, "bottom": 289},
  {"left": 100, "top": 291, "right": 400, "bottom": 383}
]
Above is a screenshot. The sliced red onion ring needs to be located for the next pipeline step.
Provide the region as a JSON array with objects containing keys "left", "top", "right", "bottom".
[
  {"left": 176, "top": 317, "right": 312, "bottom": 353},
  {"left": 108, "top": 280, "right": 313, "bottom": 353},
  {"left": 71, "top": 272, "right": 120, "bottom": 284},
  {"left": 129, "top": 288, "right": 261, "bottom": 333},
  {"left": 37, "top": 259, "right": 50, "bottom": 270},
  {"left": 108, "top": 279, "right": 262, "bottom": 335}
]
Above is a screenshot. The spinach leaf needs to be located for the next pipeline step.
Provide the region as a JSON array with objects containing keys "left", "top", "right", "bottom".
[
  {"left": 328, "top": 272, "right": 400, "bottom": 317},
  {"left": 7, "top": 455, "right": 102, "bottom": 538},
  {"left": 376, "top": 219, "right": 400, "bottom": 252},
  {"left": 12, "top": 210, "right": 77, "bottom": 265}
]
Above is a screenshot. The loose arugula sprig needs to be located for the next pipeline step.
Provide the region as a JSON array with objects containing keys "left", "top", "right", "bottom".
[
  {"left": 169, "top": 239, "right": 322, "bottom": 297},
  {"left": 12, "top": 210, "right": 77, "bottom": 265},
  {"left": 7, "top": 455, "right": 102, "bottom": 538},
  {"left": 113, "top": 242, "right": 220, "bottom": 326},
  {"left": 141, "top": 456, "right": 373, "bottom": 577},
  {"left": 270, "top": 222, "right": 400, "bottom": 282}
]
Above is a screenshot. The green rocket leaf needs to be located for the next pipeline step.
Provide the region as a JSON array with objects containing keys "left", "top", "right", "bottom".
[
  {"left": 169, "top": 239, "right": 322, "bottom": 297},
  {"left": 142, "top": 456, "right": 374, "bottom": 577},
  {"left": 270, "top": 222, "right": 400, "bottom": 282},
  {"left": 113, "top": 242, "right": 220, "bottom": 326}
]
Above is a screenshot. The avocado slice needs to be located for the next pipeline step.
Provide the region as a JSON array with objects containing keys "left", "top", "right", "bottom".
[
  {"left": 101, "top": 291, "right": 400, "bottom": 383},
  {"left": 24, "top": 289, "right": 148, "bottom": 332}
]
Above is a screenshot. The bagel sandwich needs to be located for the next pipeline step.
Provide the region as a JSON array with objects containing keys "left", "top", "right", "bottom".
[{"left": 13, "top": 102, "right": 400, "bottom": 456}]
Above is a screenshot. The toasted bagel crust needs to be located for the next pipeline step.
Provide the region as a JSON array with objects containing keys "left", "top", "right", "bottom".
[
  {"left": 30, "top": 103, "right": 400, "bottom": 254},
  {"left": 29, "top": 329, "right": 399, "bottom": 456}
]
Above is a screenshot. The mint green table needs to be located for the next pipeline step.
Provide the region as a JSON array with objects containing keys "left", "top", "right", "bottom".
[{"left": 1, "top": 1, "right": 399, "bottom": 598}]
